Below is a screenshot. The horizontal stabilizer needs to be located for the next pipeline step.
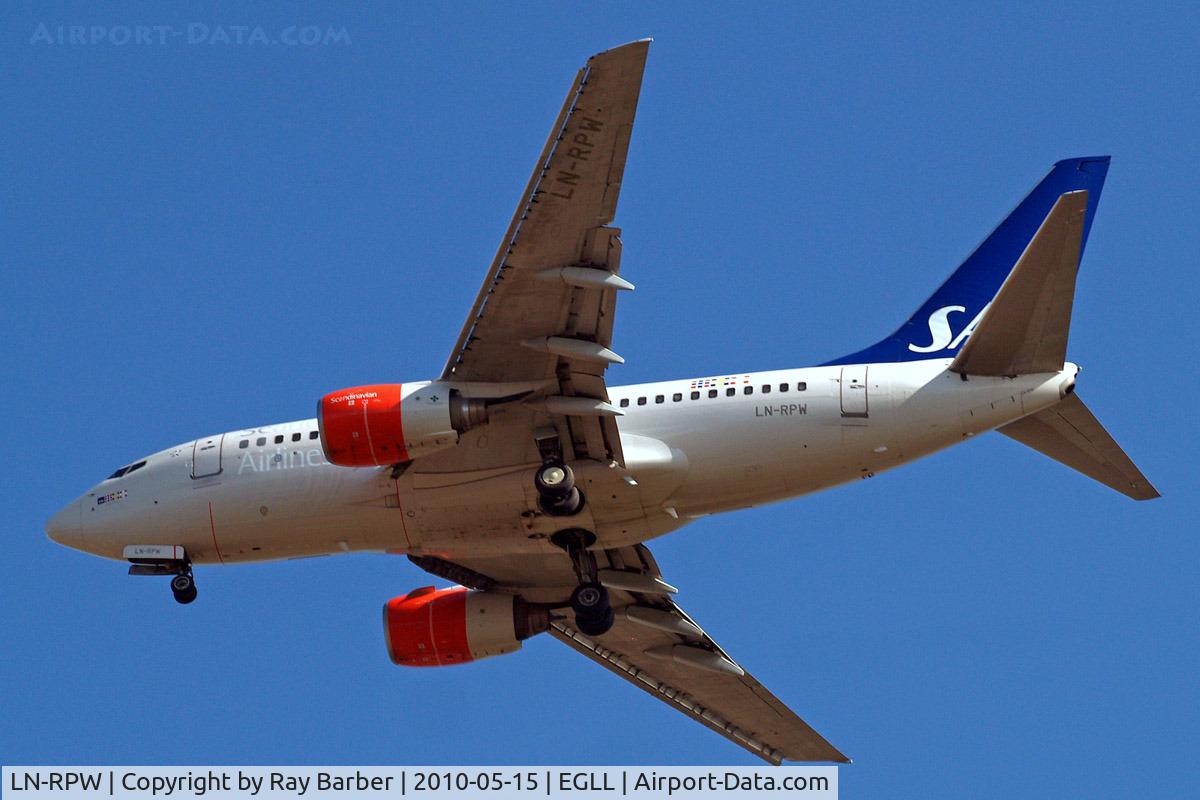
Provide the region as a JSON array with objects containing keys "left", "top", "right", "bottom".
[
  {"left": 951, "top": 190, "right": 1087, "bottom": 376},
  {"left": 999, "top": 394, "right": 1159, "bottom": 500}
]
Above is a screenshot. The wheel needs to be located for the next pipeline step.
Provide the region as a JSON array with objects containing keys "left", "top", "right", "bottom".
[
  {"left": 576, "top": 606, "right": 615, "bottom": 637},
  {"left": 171, "top": 573, "right": 197, "bottom": 604},
  {"left": 570, "top": 582, "right": 609, "bottom": 615},
  {"left": 173, "top": 585, "right": 198, "bottom": 604},
  {"left": 538, "top": 487, "right": 584, "bottom": 517},
  {"left": 534, "top": 461, "right": 574, "bottom": 498}
]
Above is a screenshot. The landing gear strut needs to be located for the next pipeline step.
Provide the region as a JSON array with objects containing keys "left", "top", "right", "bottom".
[{"left": 552, "top": 529, "right": 613, "bottom": 636}]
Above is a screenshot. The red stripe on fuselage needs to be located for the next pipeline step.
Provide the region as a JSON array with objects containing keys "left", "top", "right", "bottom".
[{"left": 208, "top": 501, "right": 225, "bottom": 564}]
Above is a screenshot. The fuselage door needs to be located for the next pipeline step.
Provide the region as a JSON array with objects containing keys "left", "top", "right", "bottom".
[
  {"left": 191, "top": 435, "right": 224, "bottom": 478},
  {"left": 840, "top": 365, "right": 869, "bottom": 418}
]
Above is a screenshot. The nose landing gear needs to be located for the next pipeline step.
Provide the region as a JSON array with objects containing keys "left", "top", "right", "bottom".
[
  {"left": 123, "top": 545, "right": 197, "bottom": 605},
  {"left": 170, "top": 571, "right": 198, "bottom": 605}
]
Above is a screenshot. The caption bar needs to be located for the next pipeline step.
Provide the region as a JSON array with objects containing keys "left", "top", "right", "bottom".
[{"left": 4, "top": 767, "right": 837, "bottom": 800}]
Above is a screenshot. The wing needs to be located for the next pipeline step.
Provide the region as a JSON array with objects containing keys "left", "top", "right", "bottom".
[
  {"left": 409, "top": 545, "right": 848, "bottom": 765},
  {"left": 436, "top": 40, "right": 649, "bottom": 465}
]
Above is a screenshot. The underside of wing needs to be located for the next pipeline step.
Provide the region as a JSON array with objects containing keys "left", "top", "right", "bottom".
[
  {"left": 409, "top": 544, "right": 848, "bottom": 765},
  {"left": 431, "top": 41, "right": 650, "bottom": 469},
  {"left": 551, "top": 616, "right": 846, "bottom": 765},
  {"left": 442, "top": 40, "right": 648, "bottom": 385}
]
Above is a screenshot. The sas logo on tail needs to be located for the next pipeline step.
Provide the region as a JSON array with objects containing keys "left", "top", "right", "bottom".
[{"left": 908, "top": 303, "right": 990, "bottom": 353}]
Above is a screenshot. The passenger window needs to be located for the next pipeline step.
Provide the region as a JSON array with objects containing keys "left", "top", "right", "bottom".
[
  {"left": 762, "top": 384, "right": 771, "bottom": 394},
  {"left": 708, "top": 389, "right": 718, "bottom": 398},
  {"left": 239, "top": 440, "right": 249, "bottom": 449},
  {"left": 292, "top": 432, "right": 302, "bottom": 442},
  {"left": 673, "top": 393, "right": 682, "bottom": 402},
  {"left": 744, "top": 386, "right": 753, "bottom": 395},
  {"left": 655, "top": 395, "right": 664, "bottom": 404},
  {"left": 690, "top": 391, "right": 700, "bottom": 400},
  {"left": 726, "top": 387, "right": 735, "bottom": 397},
  {"left": 637, "top": 397, "right": 647, "bottom": 405},
  {"left": 274, "top": 435, "right": 284, "bottom": 444},
  {"left": 256, "top": 437, "right": 266, "bottom": 446},
  {"left": 797, "top": 382, "right": 807, "bottom": 391},
  {"left": 309, "top": 431, "right": 319, "bottom": 440},
  {"left": 779, "top": 383, "right": 789, "bottom": 392},
  {"left": 619, "top": 398, "right": 630, "bottom": 408}
]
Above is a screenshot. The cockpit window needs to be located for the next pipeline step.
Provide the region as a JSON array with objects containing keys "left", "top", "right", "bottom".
[{"left": 107, "top": 460, "right": 147, "bottom": 480}]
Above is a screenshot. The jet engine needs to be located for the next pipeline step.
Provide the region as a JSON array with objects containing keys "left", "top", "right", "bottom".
[
  {"left": 383, "top": 586, "right": 550, "bottom": 667},
  {"left": 318, "top": 381, "right": 486, "bottom": 467}
]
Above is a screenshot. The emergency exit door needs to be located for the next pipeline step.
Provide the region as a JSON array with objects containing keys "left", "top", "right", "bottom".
[
  {"left": 840, "top": 365, "right": 869, "bottom": 418},
  {"left": 191, "top": 434, "right": 224, "bottom": 478}
]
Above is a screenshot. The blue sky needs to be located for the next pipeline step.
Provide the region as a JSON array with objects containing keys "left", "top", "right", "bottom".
[{"left": 2, "top": 2, "right": 1197, "bottom": 797}]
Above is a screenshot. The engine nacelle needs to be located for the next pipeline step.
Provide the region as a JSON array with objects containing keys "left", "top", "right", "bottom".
[
  {"left": 318, "top": 381, "right": 485, "bottom": 467},
  {"left": 383, "top": 586, "right": 549, "bottom": 667}
]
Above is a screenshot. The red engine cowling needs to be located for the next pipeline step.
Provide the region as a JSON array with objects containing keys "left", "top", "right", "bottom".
[
  {"left": 383, "top": 586, "right": 549, "bottom": 667},
  {"left": 319, "top": 381, "right": 483, "bottom": 467}
]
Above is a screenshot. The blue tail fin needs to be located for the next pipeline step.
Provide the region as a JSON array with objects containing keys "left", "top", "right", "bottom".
[{"left": 824, "top": 156, "right": 1110, "bottom": 366}]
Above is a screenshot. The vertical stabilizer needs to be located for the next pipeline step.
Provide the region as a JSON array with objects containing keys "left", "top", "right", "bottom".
[{"left": 826, "top": 157, "right": 1109, "bottom": 366}]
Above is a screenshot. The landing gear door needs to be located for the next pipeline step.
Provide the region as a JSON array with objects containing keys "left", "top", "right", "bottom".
[
  {"left": 192, "top": 434, "right": 224, "bottom": 478},
  {"left": 840, "top": 365, "right": 869, "bottom": 418}
]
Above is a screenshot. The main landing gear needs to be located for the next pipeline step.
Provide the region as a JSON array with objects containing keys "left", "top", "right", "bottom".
[
  {"left": 552, "top": 528, "right": 614, "bottom": 637},
  {"left": 534, "top": 460, "right": 584, "bottom": 516}
]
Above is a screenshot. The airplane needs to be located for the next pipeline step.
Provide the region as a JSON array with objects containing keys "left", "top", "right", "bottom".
[{"left": 46, "top": 40, "right": 1158, "bottom": 765}]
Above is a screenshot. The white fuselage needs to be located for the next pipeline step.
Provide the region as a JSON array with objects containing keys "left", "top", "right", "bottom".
[{"left": 50, "top": 360, "right": 1077, "bottom": 567}]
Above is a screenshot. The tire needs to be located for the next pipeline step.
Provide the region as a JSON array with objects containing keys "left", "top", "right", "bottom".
[
  {"left": 534, "top": 461, "right": 574, "bottom": 499},
  {"left": 576, "top": 606, "right": 615, "bottom": 637},
  {"left": 170, "top": 573, "right": 194, "bottom": 593},
  {"left": 570, "top": 582, "right": 609, "bottom": 615},
  {"left": 538, "top": 487, "right": 584, "bottom": 517},
  {"left": 173, "top": 584, "right": 198, "bottom": 605}
]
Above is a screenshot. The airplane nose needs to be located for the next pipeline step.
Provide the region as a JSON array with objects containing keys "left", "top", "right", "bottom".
[{"left": 46, "top": 499, "right": 83, "bottom": 548}]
